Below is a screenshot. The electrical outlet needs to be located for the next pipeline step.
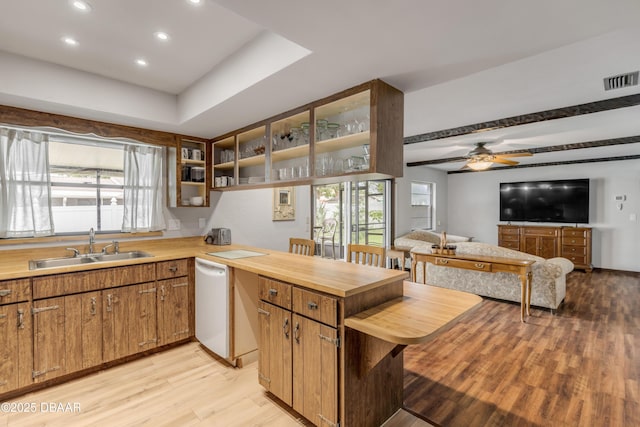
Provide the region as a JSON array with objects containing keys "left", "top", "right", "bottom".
[
  {"left": 198, "top": 218, "right": 206, "bottom": 228},
  {"left": 167, "top": 219, "right": 181, "bottom": 230}
]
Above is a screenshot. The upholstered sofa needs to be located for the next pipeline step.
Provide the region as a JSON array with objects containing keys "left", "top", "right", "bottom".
[{"left": 411, "top": 242, "right": 574, "bottom": 310}]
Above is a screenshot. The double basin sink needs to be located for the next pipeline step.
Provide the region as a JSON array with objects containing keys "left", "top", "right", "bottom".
[{"left": 29, "top": 251, "right": 154, "bottom": 270}]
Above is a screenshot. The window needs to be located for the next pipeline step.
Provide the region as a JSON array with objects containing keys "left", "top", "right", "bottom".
[
  {"left": 0, "top": 126, "right": 166, "bottom": 238},
  {"left": 49, "top": 140, "right": 124, "bottom": 233},
  {"left": 411, "top": 182, "right": 434, "bottom": 230}
]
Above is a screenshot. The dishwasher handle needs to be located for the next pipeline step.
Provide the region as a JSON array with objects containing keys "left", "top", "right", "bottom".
[{"left": 195, "top": 258, "right": 228, "bottom": 276}]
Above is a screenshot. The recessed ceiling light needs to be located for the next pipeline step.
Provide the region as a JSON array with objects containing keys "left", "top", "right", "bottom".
[
  {"left": 154, "top": 31, "right": 170, "bottom": 41},
  {"left": 135, "top": 58, "right": 148, "bottom": 67},
  {"left": 71, "top": 0, "right": 92, "bottom": 12},
  {"left": 187, "top": 0, "right": 202, "bottom": 5},
  {"left": 62, "top": 36, "right": 79, "bottom": 46}
]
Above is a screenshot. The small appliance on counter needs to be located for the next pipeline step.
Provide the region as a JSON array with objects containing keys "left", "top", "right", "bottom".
[{"left": 204, "top": 228, "right": 231, "bottom": 245}]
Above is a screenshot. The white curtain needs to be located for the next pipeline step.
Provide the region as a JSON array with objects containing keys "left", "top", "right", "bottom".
[
  {"left": 0, "top": 128, "right": 54, "bottom": 237},
  {"left": 122, "top": 144, "right": 166, "bottom": 232}
]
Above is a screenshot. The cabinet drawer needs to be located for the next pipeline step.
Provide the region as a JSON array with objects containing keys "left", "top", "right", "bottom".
[
  {"left": 499, "top": 241, "right": 520, "bottom": 250},
  {"left": 156, "top": 259, "right": 189, "bottom": 279},
  {"left": 523, "top": 227, "right": 557, "bottom": 237},
  {"left": 562, "top": 237, "right": 587, "bottom": 246},
  {"left": 435, "top": 257, "right": 492, "bottom": 272},
  {"left": 292, "top": 287, "right": 337, "bottom": 327},
  {"left": 112, "top": 263, "right": 156, "bottom": 286},
  {"left": 259, "top": 277, "right": 292, "bottom": 310},
  {"left": 562, "top": 228, "right": 589, "bottom": 238},
  {"left": 562, "top": 246, "right": 587, "bottom": 256},
  {"left": 0, "top": 278, "right": 31, "bottom": 305},
  {"left": 33, "top": 269, "right": 113, "bottom": 299},
  {"left": 499, "top": 227, "right": 520, "bottom": 236},
  {"left": 565, "top": 255, "right": 586, "bottom": 265}
]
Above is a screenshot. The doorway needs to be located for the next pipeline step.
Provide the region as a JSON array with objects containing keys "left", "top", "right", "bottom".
[{"left": 312, "top": 179, "right": 391, "bottom": 259}]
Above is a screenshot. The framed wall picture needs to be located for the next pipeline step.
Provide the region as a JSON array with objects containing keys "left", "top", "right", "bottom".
[{"left": 273, "top": 187, "right": 295, "bottom": 221}]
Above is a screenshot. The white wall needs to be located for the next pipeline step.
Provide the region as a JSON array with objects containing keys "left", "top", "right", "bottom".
[
  {"left": 394, "top": 165, "right": 448, "bottom": 237},
  {"left": 444, "top": 159, "right": 640, "bottom": 271},
  {"left": 184, "top": 186, "right": 311, "bottom": 252}
]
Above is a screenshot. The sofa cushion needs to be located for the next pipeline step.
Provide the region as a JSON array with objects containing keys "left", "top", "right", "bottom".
[{"left": 394, "top": 230, "right": 472, "bottom": 251}]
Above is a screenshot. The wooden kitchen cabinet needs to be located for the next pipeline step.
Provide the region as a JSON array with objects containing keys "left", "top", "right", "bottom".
[
  {"left": 32, "top": 296, "right": 66, "bottom": 382},
  {"left": 0, "top": 301, "right": 31, "bottom": 394},
  {"left": 211, "top": 79, "right": 404, "bottom": 190},
  {"left": 292, "top": 314, "right": 338, "bottom": 426},
  {"left": 177, "top": 137, "right": 209, "bottom": 207},
  {"left": 104, "top": 282, "right": 158, "bottom": 361},
  {"left": 157, "top": 277, "right": 190, "bottom": 345},
  {"left": 258, "top": 276, "right": 338, "bottom": 426},
  {"left": 65, "top": 292, "right": 103, "bottom": 371},
  {"left": 258, "top": 300, "right": 292, "bottom": 406}
]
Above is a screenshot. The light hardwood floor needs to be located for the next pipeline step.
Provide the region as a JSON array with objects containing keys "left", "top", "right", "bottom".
[{"left": 1, "top": 343, "right": 432, "bottom": 427}]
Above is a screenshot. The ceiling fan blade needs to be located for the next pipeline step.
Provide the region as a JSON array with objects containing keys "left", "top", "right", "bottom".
[
  {"left": 492, "top": 158, "right": 519, "bottom": 166},
  {"left": 496, "top": 152, "right": 533, "bottom": 158},
  {"left": 460, "top": 162, "right": 471, "bottom": 170}
]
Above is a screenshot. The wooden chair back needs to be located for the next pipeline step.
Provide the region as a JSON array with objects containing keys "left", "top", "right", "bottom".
[
  {"left": 410, "top": 252, "right": 429, "bottom": 283},
  {"left": 289, "top": 238, "right": 315, "bottom": 256},
  {"left": 347, "top": 244, "right": 385, "bottom": 267}
]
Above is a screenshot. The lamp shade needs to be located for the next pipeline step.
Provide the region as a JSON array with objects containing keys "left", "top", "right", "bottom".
[{"left": 467, "top": 160, "right": 493, "bottom": 171}]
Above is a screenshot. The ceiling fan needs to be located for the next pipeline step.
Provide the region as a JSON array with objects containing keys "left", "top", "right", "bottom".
[{"left": 462, "top": 142, "right": 533, "bottom": 171}]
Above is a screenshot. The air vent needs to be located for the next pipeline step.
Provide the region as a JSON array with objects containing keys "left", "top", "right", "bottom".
[{"left": 603, "top": 71, "right": 639, "bottom": 91}]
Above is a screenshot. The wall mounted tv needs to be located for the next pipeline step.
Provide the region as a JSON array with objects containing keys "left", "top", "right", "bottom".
[{"left": 499, "top": 178, "right": 590, "bottom": 224}]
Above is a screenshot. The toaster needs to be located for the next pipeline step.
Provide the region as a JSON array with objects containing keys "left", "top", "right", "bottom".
[{"left": 204, "top": 228, "right": 231, "bottom": 245}]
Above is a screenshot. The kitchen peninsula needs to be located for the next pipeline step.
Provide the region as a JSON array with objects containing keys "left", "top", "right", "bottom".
[{"left": 0, "top": 237, "right": 481, "bottom": 426}]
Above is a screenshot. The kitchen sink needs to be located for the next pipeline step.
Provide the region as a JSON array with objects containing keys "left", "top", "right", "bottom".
[{"left": 29, "top": 251, "right": 154, "bottom": 270}]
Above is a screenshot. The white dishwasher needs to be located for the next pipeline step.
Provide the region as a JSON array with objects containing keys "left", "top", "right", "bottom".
[{"left": 195, "top": 257, "right": 229, "bottom": 358}]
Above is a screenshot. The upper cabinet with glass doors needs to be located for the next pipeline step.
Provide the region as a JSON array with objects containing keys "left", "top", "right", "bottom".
[{"left": 210, "top": 79, "right": 403, "bottom": 190}]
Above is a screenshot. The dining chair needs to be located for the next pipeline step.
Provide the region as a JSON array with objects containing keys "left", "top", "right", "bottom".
[
  {"left": 317, "top": 218, "right": 338, "bottom": 259},
  {"left": 289, "top": 237, "right": 315, "bottom": 256},
  {"left": 347, "top": 243, "right": 385, "bottom": 267}
]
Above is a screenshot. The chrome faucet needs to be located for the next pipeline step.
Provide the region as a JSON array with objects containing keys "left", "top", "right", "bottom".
[
  {"left": 89, "top": 227, "right": 95, "bottom": 254},
  {"left": 101, "top": 240, "right": 120, "bottom": 255}
]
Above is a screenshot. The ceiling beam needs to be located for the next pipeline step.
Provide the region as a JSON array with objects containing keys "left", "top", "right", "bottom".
[
  {"left": 403, "top": 93, "right": 640, "bottom": 145},
  {"left": 407, "top": 135, "right": 640, "bottom": 167}
]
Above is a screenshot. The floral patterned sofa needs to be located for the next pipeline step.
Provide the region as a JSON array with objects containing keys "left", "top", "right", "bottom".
[{"left": 411, "top": 242, "right": 574, "bottom": 310}]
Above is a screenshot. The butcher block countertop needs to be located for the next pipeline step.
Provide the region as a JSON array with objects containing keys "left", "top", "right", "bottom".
[{"left": 0, "top": 237, "right": 408, "bottom": 298}]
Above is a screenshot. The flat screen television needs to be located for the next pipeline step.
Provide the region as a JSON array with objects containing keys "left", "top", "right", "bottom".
[{"left": 499, "top": 178, "right": 590, "bottom": 224}]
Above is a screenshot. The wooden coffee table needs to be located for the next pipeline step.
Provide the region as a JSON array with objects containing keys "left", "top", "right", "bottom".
[{"left": 411, "top": 252, "right": 534, "bottom": 322}]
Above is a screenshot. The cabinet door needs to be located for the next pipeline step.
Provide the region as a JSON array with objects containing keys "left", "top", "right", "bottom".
[
  {"left": 103, "top": 286, "right": 128, "bottom": 361},
  {"left": 522, "top": 235, "right": 539, "bottom": 256},
  {"left": 0, "top": 302, "right": 31, "bottom": 393},
  {"left": 65, "top": 292, "right": 103, "bottom": 371},
  {"left": 258, "top": 301, "right": 292, "bottom": 406},
  {"left": 129, "top": 282, "right": 158, "bottom": 354},
  {"left": 539, "top": 236, "right": 558, "bottom": 258},
  {"left": 158, "top": 277, "right": 191, "bottom": 345},
  {"left": 292, "top": 314, "right": 338, "bottom": 427},
  {"left": 32, "top": 297, "right": 66, "bottom": 382}
]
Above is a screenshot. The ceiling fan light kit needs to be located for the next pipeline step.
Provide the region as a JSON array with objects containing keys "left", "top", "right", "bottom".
[
  {"left": 463, "top": 142, "right": 532, "bottom": 171},
  {"left": 466, "top": 160, "right": 493, "bottom": 171}
]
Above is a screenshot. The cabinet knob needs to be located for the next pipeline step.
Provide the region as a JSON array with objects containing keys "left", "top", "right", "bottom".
[
  {"left": 474, "top": 263, "right": 485, "bottom": 269},
  {"left": 268, "top": 288, "right": 278, "bottom": 297},
  {"left": 294, "top": 322, "right": 300, "bottom": 343},
  {"left": 17, "top": 309, "right": 24, "bottom": 329},
  {"left": 282, "top": 318, "right": 290, "bottom": 338},
  {"left": 0, "top": 289, "right": 11, "bottom": 297},
  {"left": 307, "top": 301, "right": 318, "bottom": 310},
  {"left": 169, "top": 266, "right": 178, "bottom": 273}
]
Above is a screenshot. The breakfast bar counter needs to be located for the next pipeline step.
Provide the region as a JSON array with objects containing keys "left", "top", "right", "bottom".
[{"left": 0, "top": 237, "right": 482, "bottom": 426}]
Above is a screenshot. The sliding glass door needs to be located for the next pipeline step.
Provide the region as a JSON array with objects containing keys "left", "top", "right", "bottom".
[{"left": 312, "top": 179, "right": 391, "bottom": 259}]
